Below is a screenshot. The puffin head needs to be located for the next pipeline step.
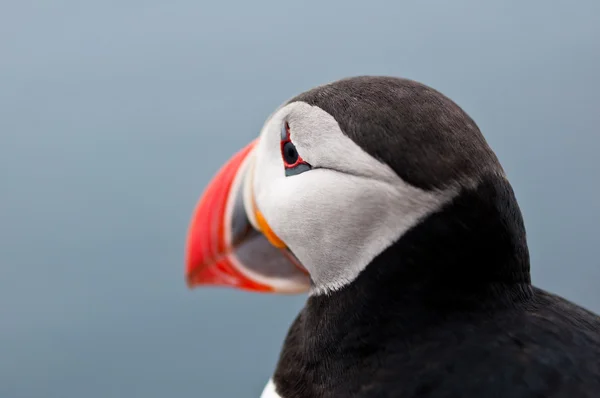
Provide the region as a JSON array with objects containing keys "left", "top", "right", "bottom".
[{"left": 185, "top": 76, "right": 519, "bottom": 297}]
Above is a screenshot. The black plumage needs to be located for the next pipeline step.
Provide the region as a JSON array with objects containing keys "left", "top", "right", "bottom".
[{"left": 269, "top": 77, "right": 600, "bottom": 397}]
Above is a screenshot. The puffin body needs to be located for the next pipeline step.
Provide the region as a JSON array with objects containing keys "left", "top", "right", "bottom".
[{"left": 185, "top": 77, "right": 600, "bottom": 397}]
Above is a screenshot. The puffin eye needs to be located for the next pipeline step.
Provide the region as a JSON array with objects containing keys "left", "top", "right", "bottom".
[
  {"left": 283, "top": 141, "right": 299, "bottom": 165},
  {"left": 280, "top": 122, "right": 311, "bottom": 177}
]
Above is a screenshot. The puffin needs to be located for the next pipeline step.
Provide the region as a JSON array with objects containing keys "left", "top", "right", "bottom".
[{"left": 184, "top": 76, "right": 600, "bottom": 398}]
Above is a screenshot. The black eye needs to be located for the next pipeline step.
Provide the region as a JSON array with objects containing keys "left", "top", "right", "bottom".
[
  {"left": 280, "top": 121, "right": 311, "bottom": 177},
  {"left": 282, "top": 141, "right": 299, "bottom": 166}
]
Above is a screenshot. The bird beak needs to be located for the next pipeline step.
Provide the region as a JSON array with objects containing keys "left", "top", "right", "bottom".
[{"left": 185, "top": 140, "right": 311, "bottom": 294}]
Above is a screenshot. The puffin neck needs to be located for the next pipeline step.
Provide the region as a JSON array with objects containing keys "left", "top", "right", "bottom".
[
  {"left": 304, "top": 174, "right": 533, "bottom": 331},
  {"left": 384, "top": 173, "right": 533, "bottom": 304},
  {"left": 273, "top": 177, "right": 534, "bottom": 395},
  {"left": 274, "top": 177, "right": 533, "bottom": 396}
]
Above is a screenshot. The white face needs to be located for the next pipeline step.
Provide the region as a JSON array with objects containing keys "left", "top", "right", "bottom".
[{"left": 244, "top": 101, "right": 458, "bottom": 296}]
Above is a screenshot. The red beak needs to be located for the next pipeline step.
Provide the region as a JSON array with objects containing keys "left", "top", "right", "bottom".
[{"left": 185, "top": 140, "right": 310, "bottom": 294}]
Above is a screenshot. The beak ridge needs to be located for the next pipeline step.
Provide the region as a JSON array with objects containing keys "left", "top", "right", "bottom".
[{"left": 185, "top": 140, "right": 310, "bottom": 294}]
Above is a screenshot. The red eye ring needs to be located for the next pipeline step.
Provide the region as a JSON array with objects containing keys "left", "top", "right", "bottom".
[{"left": 281, "top": 122, "right": 309, "bottom": 170}]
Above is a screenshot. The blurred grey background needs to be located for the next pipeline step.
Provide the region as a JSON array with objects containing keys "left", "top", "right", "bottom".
[{"left": 1, "top": 0, "right": 599, "bottom": 397}]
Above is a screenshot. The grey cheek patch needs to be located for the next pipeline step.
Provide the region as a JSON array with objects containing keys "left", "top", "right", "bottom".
[{"left": 285, "top": 163, "right": 312, "bottom": 177}]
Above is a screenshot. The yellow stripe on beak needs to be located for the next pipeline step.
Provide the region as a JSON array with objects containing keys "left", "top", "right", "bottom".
[{"left": 255, "top": 209, "right": 287, "bottom": 249}]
